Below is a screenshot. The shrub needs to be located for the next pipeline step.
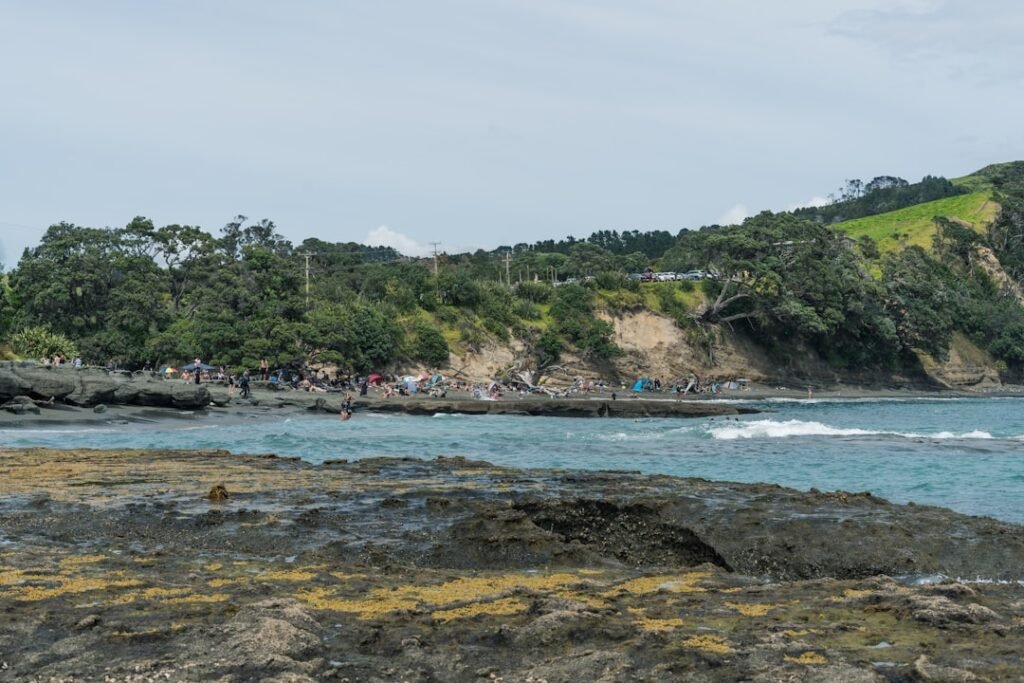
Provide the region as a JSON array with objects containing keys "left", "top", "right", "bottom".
[
  {"left": 408, "top": 321, "right": 450, "bottom": 367},
  {"left": 10, "top": 326, "right": 79, "bottom": 360}
]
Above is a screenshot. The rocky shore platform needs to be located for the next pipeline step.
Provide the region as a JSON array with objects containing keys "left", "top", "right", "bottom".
[
  {"left": 2, "top": 449, "right": 1023, "bottom": 682},
  {"left": 0, "top": 365, "right": 758, "bottom": 425}
]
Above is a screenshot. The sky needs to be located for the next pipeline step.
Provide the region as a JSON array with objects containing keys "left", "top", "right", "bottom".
[{"left": 1, "top": 0, "right": 1022, "bottom": 265}]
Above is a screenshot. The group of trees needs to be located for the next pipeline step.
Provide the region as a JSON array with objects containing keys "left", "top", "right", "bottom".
[
  {"left": 3, "top": 164, "right": 1024, "bottom": 379},
  {"left": 794, "top": 175, "right": 967, "bottom": 224}
]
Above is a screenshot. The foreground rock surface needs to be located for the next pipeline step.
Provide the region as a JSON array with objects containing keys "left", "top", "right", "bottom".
[{"left": 1, "top": 448, "right": 1022, "bottom": 682}]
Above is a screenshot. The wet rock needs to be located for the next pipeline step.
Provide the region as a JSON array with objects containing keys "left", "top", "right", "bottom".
[
  {"left": 74, "top": 614, "right": 101, "bottom": 630},
  {"left": 1, "top": 396, "right": 40, "bottom": 414},
  {"left": 514, "top": 609, "right": 602, "bottom": 647},
  {"left": 923, "top": 582, "right": 977, "bottom": 599},
  {"left": 909, "top": 655, "right": 979, "bottom": 682},
  {"left": 904, "top": 595, "right": 1000, "bottom": 626},
  {"left": 523, "top": 649, "right": 629, "bottom": 682},
  {"left": 0, "top": 366, "right": 75, "bottom": 401},
  {"left": 209, "top": 389, "right": 231, "bottom": 407},
  {"left": 220, "top": 599, "right": 324, "bottom": 675},
  {"left": 92, "top": 403, "right": 107, "bottom": 413}
]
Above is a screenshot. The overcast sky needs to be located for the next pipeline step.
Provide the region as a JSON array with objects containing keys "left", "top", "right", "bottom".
[{"left": 1, "top": 0, "right": 1021, "bottom": 265}]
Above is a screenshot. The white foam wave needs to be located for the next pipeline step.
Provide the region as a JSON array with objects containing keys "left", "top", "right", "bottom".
[{"left": 708, "top": 419, "right": 996, "bottom": 441}]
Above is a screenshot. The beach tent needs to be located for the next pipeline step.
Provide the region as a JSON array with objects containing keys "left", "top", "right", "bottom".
[
  {"left": 367, "top": 374, "right": 384, "bottom": 385},
  {"left": 162, "top": 367, "right": 178, "bottom": 374},
  {"left": 631, "top": 378, "right": 651, "bottom": 392}
]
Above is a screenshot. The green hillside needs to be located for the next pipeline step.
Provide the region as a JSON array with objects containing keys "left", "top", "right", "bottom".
[{"left": 836, "top": 191, "right": 999, "bottom": 254}]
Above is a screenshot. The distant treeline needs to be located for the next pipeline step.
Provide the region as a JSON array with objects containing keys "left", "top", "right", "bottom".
[{"left": 2, "top": 164, "right": 1024, "bottom": 380}]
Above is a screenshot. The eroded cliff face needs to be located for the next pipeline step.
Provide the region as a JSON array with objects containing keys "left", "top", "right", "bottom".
[
  {"left": 443, "top": 308, "right": 1008, "bottom": 390},
  {"left": 917, "top": 332, "right": 1002, "bottom": 390}
]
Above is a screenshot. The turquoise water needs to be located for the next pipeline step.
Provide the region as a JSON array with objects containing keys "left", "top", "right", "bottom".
[{"left": 3, "top": 397, "right": 1024, "bottom": 523}]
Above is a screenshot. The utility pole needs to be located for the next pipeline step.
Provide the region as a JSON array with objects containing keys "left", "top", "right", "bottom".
[
  {"left": 429, "top": 242, "right": 441, "bottom": 276},
  {"left": 299, "top": 252, "right": 314, "bottom": 310}
]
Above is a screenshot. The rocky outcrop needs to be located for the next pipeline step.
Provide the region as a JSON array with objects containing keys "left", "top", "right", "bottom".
[
  {"left": 363, "top": 397, "right": 757, "bottom": 418},
  {"left": 0, "top": 364, "right": 211, "bottom": 409},
  {"left": 2, "top": 449, "right": 1023, "bottom": 683}
]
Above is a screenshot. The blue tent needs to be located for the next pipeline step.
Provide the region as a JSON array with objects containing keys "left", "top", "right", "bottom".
[{"left": 632, "top": 378, "right": 651, "bottom": 392}]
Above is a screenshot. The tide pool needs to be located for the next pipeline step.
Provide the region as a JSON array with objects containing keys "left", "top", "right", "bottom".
[{"left": 3, "top": 396, "right": 1023, "bottom": 522}]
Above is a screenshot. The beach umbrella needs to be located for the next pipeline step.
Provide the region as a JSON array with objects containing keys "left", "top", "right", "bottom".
[
  {"left": 367, "top": 373, "right": 383, "bottom": 385},
  {"left": 179, "top": 362, "right": 216, "bottom": 372},
  {"left": 163, "top": 367, "right": 178, "bottom": 374}
]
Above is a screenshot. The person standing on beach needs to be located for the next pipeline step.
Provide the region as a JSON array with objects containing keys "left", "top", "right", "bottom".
[
  {"left": 194, "top": 357, "right": 202, "bottom": 384},
  {"left": 239, "top": 370, "right": 251, "bottom": 399},
  {"left": 260, "top": 359, "right": 269, "bottom": 381}
]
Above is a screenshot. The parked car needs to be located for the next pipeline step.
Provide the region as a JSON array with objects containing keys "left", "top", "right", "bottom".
[
  {"left": 680, "top": 270, "right": 704, "bottom": 281},
  {"left": 627, "top": 273, "right": 643, "bottom": 281},
  {"left": 655, "top": 272, "right": 677, "bottom": 281}
]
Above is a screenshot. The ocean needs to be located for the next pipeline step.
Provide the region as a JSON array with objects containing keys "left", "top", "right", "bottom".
[{"left": 3, "top": 396, "right": 1023, "bottom": 523}]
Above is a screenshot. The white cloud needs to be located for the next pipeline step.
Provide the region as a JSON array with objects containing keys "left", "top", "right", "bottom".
[
  {"left": 787, "top": 196, "right": 831, "bottom": 211},
  {"left": 717, "top": 204, "right": 748, "bottom": 226},
  {"left": 363, "top": 225, "right": 432, "bottom": 257}
]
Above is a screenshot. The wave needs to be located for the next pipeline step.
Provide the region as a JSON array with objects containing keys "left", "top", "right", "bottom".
[{"left": 708, "top": 419, "right": 998, "bottom": 441}]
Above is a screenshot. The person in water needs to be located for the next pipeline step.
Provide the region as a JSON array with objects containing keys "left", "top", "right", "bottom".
[{"left": 340, "top": 393, "right": 353, "bottom": 421}]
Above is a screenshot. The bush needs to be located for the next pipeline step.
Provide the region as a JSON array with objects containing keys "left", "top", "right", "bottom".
[
  {"left": 514, "top": 280, "right": 552, "bottom": 304},
  {"left": 483, "top": 318, "right": 509, "bottom": 342},
  {"left": 10, "top": 326, "right": 79, "bottom": 360},
  {"left": 408, "top": 321, "right": 450, "bottom": 367},
  {"left": 536, "top": 327, "right": 562, "bottom": 365},
  {"left": 594, "top": 271, "right": 626, "bottom": 290}
]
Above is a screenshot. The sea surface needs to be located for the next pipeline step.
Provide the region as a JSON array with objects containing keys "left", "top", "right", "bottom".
[{"left": 3, "top": 396, "right": 1024, "bottom": 523}]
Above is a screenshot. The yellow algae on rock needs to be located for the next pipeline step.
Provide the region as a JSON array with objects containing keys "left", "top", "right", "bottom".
[
  {"left": 681, "top": 634, "right": 733, "bottom": 654},
  {"left": 552, "top": 590, "right": 608, "bottom": 609},
  {"left": 785, "top": 652, "right": 828, "bottom": 665},
  {"left": 635, "top": 617, "right": 685, "bottom": 631},
  {"left": 725, "top": 602, "right": 775, "bottom": 617},
  {"left": 297, "top": 587, "right": 418, "bottom": 618},
  {"left": 783, "top": 629, "right": 814, "bottom": 638},
  {"left": 0, "top": 568, "right": 28, "bottom": 586},
  {"left": 59, "top": 554, "right": 106, "bottom": 568},
  {"left": 161, "top": 593, "right": 230, "bottom": 605},
  {"left": 603, "top": 572, "right": 709, "bottom": 597},
  {"left": 432, "top": 597, "right": 528, "bottom": 622},
  {"left": 204, "top": 563, "right": 223, "bottom": 571},
  {"left": 388, "top": 573, "right": 586, "bottom": 605},
  {"left": 11, "top": 576, "right": 144, "bottom": 601},
  {"left": 142, "top": 587, "right": 193, "bottom": 599},
  {"left": 260, "top": 569, "right": 319, "bottom": 582},
  {"left": 208, "top": 577, "right": 248, "bottom": 588}
]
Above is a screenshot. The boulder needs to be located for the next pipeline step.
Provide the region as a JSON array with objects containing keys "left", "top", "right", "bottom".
[
  {"left": 1, "top": 366, "right": 211, "bottom": 410},
  {"left": 0, "top": 365, "right": 78, "bottom": 402},
  {"left": 170, "top": 382, "right": 211, "bottom": 408},
  {"left": 1, "top": 396, "right": 41, "bottom": 415},
  {"left": 0, "top": 367, "right": 32, "bottom": 401},
  {"left": 66, "top": 369, "right": 122, "bottom": 405}
]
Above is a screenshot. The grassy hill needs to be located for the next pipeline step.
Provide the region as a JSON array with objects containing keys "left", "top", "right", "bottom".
[{"left": 836, "top": 191, "right": 1000, "bottom": 254}]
